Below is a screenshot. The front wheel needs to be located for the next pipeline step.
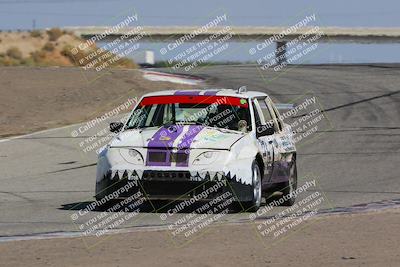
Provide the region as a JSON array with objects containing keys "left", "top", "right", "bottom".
[
  {"left": 281, "top": 157, "right": 297, "bottom": 206},
  {"left": 243, "top": 161, "right": 262, "bottom": 212}
]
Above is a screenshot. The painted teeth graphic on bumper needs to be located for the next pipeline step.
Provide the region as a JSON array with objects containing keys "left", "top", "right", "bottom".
[
  {"left": 109, "top": 169, "right": 144, "bottom": 180},
  {"left": 108, "top": 169, "right": 249, "bottom": 185}
]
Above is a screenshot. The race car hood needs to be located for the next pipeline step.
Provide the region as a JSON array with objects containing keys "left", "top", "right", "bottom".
[{"left": 109, "top": 125, "right": 245, "bottom": 150}]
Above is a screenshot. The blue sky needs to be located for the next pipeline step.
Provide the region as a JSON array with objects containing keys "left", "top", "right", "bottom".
[{"left": 0, "top": 0, "right": 399, "bottom": 29}]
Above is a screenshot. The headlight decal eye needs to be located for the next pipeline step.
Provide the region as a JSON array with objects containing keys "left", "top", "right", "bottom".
[
  {"left": 119, "top": 148, "right": 144, "bottom": 165},
  {"left": 203, "top": 151, "right": 214, "bottom": 158},
  {"left": 193, "top": 151, "right": 219, "bottom": 165}
]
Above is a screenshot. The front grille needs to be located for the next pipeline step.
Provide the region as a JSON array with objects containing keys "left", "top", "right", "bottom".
[
  {"left": 98, "top": 171, "right": 234, "bottom": 200},
  {"left": 148, "top": 151, "right": 167, "bottom": 162},
  {"left": 143, "top": 170, "right": 191, "bottom": 181},
  {"left": 141, "top": 180, "right": 201, "bottom": 197},
  {"left": 170, "top": 152, "right": 188, "bottom": 163},
  {"left": 147, "top": 150, "right": 189, "bottom": 166}
]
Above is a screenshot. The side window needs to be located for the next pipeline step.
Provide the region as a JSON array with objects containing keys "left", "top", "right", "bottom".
[
  {"left": 253, "top": 105, "right": 262, "bottom": 126},
  {"left": 271, "top": 104, "right": 283, "bottom": 131},
  {"left": 163, "top": 103, "right": 174, "bottom": 123},
  {"left": 264, "top": 97, "right": 281, "bottom": 132},
  {"left": 127, "top": 106, "right": 150, "bottom": 128},
  {"left": 145, "top": 105, "right": 158, "bottom": 126},
  {"left": 146, "top": 104, "right": 165, "bottom": 126},
  {"left": 259, "top": 98, "right": 274, "bottom": 127},
  {"left": 252, "top": 100, "right": 263, "bottom": 126}
]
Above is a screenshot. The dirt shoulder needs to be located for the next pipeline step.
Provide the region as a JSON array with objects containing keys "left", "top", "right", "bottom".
[
  {"left": 0, "top": 209, "right": 399, "bottom": 267},
  {"left": 0, "top": 30, "right": 137, "bottom": 68},
  {"left": 0, "top": 66, "right": 191, "bottom": 137}
]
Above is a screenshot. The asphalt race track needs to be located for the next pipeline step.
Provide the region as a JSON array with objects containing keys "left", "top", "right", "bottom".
[{"left": 1, "top": 64, "right": 399, "bottom": 239}]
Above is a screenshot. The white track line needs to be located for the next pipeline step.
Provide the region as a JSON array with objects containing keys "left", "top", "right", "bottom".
[
  {"left": 0, "top": 112, "right": 129, "bottom": 144},
  {"left": 0, "top": 123, "right": 85, "bottom": 144},
  {"left": 142, "top": 70, "right": 204, "bottom": 85},
  {"left": 0, "top": 224, "right": 170, "bottom": 243},
  {"left": 2, "top": 206, "right": 399, "bottom": 243},
  {"left": 0, "top": 220, "right": 248, "bottom": 243}
]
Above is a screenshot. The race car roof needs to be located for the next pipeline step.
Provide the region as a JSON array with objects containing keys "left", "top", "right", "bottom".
[{"left": 141, "top": 89, "right": 268, "bottom": 99}]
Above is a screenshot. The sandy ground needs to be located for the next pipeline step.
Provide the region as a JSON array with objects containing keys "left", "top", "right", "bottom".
[
  {"left": 0, "top": 66, "right": 191, "bottom": 137},
  {"left": 0, "top": 209, "right": 399, "bottom": 267}
]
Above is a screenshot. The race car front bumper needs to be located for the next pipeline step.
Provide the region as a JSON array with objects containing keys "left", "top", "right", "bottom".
[{"left": 95, "top": 169, "right": 253, "bottom": 202}]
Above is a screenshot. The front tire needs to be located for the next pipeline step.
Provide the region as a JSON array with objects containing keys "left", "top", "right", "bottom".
[
  {"left": 243, "top": 161, "right": 262, "bottom": 212},
  {"left": 281, "top": 157, "right": 297, "bottom": 206}
]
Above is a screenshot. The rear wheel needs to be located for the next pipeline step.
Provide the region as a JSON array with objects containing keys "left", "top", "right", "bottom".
[{"left": 281, "top": 157, "right": 297, "bottom": 206}]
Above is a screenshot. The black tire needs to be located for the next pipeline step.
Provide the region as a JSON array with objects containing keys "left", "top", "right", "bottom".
[
  {"left": 281, "top": 156, "right": 298, "bottom": 206},
  {"left": 243, "top": 161, "right": 263, "bottom": 212}
]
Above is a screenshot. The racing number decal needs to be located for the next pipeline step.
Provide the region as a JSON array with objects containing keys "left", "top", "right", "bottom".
[{"left": 258, "top": 137, "right": 274, "bottom": 181}]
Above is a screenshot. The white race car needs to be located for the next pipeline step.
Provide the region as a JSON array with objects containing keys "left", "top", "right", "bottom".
[{"left": 96, "top": 88, "right": 297, "bottom": 211}]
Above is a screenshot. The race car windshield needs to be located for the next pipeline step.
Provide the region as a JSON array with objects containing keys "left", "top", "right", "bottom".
[{"left": 125, "top": 95, "right": 251, "bottom": 132}]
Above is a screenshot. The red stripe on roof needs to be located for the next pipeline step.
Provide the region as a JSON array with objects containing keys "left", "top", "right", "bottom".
[{"left": 139, "top": 95, "right": 248, "bottom": 107}]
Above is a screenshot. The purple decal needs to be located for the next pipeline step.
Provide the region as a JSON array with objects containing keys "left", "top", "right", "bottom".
[
  {"left": 146, "top": 125, "right": 184, "bottom": 166},
  {"left": 174, "top": 90, "right": 201, "bottom": 95},
  {"left": 176, "top": 125, "right": 204, "bottom": 167},
  {"left": 203, "top": 90, "right": 219, "bottom": 96}
]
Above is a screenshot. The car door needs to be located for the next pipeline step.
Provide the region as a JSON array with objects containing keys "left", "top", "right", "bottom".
[
  {"left": 252, "top": 99, "right": 275, "bottom": 183},
  {"left": 264, "top": 97, "right": 295, "bottom": 183},
  {"left": 267, "top": 97, "right": 296, "bottom": 154}
]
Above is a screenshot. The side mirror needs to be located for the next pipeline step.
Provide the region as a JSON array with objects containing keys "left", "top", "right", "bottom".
[
  {"left": 256, "top": 125, "right": 275, "bottom": 138},
  {"left": 110, "top": 122, "right": 123, "bottom": 133}
]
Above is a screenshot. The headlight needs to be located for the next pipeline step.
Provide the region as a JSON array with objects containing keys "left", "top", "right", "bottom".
[
  {"left": 193, "top": 151, "right": 219, "bottom": 165},
  {"left": 119, "top": 148, "right": 144, "bottom": 165}
]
